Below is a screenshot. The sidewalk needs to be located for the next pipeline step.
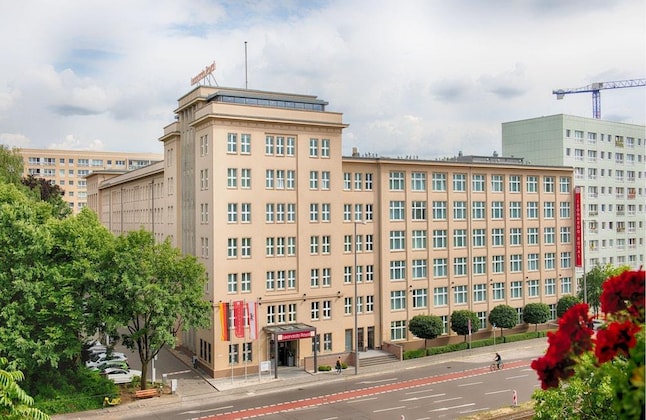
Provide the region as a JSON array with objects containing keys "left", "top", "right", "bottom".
[{"left": 53, "top": 338, "right": 547, "bottom": 419}]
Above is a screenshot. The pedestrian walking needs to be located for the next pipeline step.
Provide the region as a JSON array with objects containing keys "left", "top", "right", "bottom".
[
  {"left": 192, "top": 355, "right": 198, "bottom": 369},
  {"left": 335, "top": 357, "right": 342, "bottom": 375}
]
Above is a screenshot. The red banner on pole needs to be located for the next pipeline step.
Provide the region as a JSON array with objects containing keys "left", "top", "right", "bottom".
[
  {"left": 574, "top": 186, "right": 582, "bottom": 267},
  {"left": 233, "top": 300, "right": 245, "bottom": 338}
]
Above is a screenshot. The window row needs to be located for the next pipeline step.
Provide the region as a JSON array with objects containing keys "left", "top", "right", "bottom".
[{"left": 389, "top": 200, "right": 570, "bottom": 221}]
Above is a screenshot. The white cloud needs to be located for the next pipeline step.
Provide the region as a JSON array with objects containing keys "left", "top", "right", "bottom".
[{"left": 0, "top": 0, "right": 643, "bottom": 157}]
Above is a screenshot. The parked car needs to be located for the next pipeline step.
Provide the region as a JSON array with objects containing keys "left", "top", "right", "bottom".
[
  {"left": 101, "top": 368, "right": 142, "bottom": 385},
  {"left": 89, "top": 360, "right": 130, "bottom": 372},
  {"left": 86, "top": 353, "right": 128, "bottom": 368}
]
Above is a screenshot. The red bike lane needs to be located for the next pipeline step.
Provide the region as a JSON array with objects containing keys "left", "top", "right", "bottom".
[{"left": 205, "top": 360, "right": 529, "bottom": 419}]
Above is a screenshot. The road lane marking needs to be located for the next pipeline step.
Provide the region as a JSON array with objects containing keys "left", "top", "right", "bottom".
[
  {"left": 434, "top": 397, "right": 462, "bottom": 403},
  {"left": 165, "top": 369, "right": 191, "bottom": 375},
  {"left": 460, "top": 407, "right": 490, "bottom": 414},
  {"left": 347, "top": 397, "right": 378, "bottom": 403},
  {"left": 458, "top": 381, "right": 483, "bottom": 387},
  {"left": 484, "top": 389, "right": 511, "bottom": 395},
  {"left": 181, "top": 405, "right": 233, "bottom": 414},
  {"left": 373, "top": 405, "right": 406, "bottom": 413},
  {"left": 405, "top": 387, "right": 435, "bottom": 395},
  {"left": 358, "top": 378, "right": 397, "bottom": 384},
  {"left": 430, "top": 403, "right": 475, "bottom": 412},
  {"left": 506, "top": 374, "right": 529, "bottom": 379},
  {"left": 401, "top": 393, "right": 446, "bottom": 401}
]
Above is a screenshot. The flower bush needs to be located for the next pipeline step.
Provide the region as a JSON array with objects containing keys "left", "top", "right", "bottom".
[{"left": 531, "top": 269, "right": 644, "bottom": 418}]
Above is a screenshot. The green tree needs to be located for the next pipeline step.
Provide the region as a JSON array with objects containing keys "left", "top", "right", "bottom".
[
  {"left": 488, "top": 305, "right": 516, "bottom": 336},
  {"left": 0, "top": 145, "right": 23, "bottom": 185},
  {"left": 21, "top": 174, "right": 71, "bottom": 219},
  {"left": 408, "top": 315, "right": 443, "bottom": 348},
  {"left": 0, "top": 357, "right": 49, "bottom": 420},
  {"left": 556, "top": 295, "right": 581, "bottom": 318},
  {"left": 579, "top": 263, "right": 630, "bottom": 315},
  {"left": 94, "top": 230, "right": 211, "bottom": 389},
  {"left": 523, "top": 303, "right": 551, "bottom": 331},
  {"left": 450, "top": 310, "right": 479, "bottom": 342}
]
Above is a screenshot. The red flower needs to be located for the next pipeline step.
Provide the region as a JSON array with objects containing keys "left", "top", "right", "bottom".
[
  {"left": 601, "top": 270, "right": 645, "bottom": 317},
  {"left": 595, "top": 320, "right": 641, "bottom": 363},
  {"left": 531, "top": 353, "right": 576, "bottom": 390}
]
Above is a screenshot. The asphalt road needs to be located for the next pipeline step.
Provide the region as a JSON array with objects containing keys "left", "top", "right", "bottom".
[{"left": 131, "top": 356, "right": 538, "bottom": 420}]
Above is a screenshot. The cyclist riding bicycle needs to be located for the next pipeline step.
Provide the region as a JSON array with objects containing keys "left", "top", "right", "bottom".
[{"left": 494, "top": 352, "right": 502, "bottom": 370}]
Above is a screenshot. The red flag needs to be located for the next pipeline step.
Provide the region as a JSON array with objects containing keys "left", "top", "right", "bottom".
[
  {"left": 234, "top": 300, "right": 245, "bottom": 338},
  {"left": 220, "top": 302, "right": 230, "bottom": 341},
  {"left": 247, "top": 301, "right": 258, "bottom": 340}
]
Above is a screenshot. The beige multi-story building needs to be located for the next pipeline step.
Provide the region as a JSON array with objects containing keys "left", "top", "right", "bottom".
[
  {"left": 87, "top": 86, "right": 575, "bottom": 379},
  {"left": 18, "top": 148, "right": 163, "bottom": 213}
]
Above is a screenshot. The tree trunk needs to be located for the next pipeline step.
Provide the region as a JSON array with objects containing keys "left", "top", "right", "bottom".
[{"left": 140, "top": 360, "right": 148, "bottom": 390}]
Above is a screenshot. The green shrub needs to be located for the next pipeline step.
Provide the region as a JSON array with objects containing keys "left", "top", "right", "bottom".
[
  {"left": 318, "top": 365, "right": 332, "bottom": 371},
  {"left": 403, "top": 349, "right": 426, "bottom": 360},
  {"left": 33, "top": 369, "right": 118, "bottom": 414},
  {"left": 341, "top": 362, "right": 348, "bottom": 369}
]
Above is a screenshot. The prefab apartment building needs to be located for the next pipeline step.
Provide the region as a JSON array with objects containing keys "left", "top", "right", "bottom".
[{"left": 87, "top": 86, "right": 575, "bottom": 378}]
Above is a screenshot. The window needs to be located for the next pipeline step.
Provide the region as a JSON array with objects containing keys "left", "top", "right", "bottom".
[
  {"left": 472, "top": 201, "right": 486, "bottom": 219},
  {"left": 241, "top": 168, "right": 251, "bottom": 188},
  {"left": 453, "top": 257, "right": 467, "bottom": 276},
  {"left": 389, "top": 230, "right": 406, "bottom": 251},
  {"left": 510, "top": 228, "right": 522, "bottom": 246},
  {"left": 433, "top": 229, "right": 447, "bottom": 249},
  {"left": 365, "top": 173, "right": 373, "bottom": 190},
  {"left": 390, "top": 172, "right": 404, "bottom": 190},
  {"left": 411, "top": 201, "right": 427, "bottom": 220},
  {"left": 412, "top": 288, "right": 428, "bottom": 308},
  {"left": 453, "top": 229, "right": 466, "bottom": 248},
  {"left": 241, "top": 134, "right": 251, "bottom": 153},
  {"left": 454, "top": 285, "right": 467, "bottom": 305},
  {"left": 321, "top": 171, "right": 330, "bottom": 190},
  {"left": 492, "top": 228, "right": 504, "bottom": 246},
  {"left": 310, "top": 302, "right": 320, "bottom": 320},
  {"left": 389, "top": 201, "right": 405, "bottom": 221},
  {"left": 560, "top": 202, "right": 570, "bottom": 218},
  {"left": 510, "top": 254, "right": 522, "bottom": 272},
  {"left": 432, "top": 173, "right": 447, "bottom": 191},
  {"left": 432, "top": 201, "right": 447, "bottom": 220},
  {"left": 544, "top": 278, "right": 556, "bottom": 296},
  {"left": 309, "top": 171, "right": 318, "bottom": 189},
  {"left": 412, "top": 259, "right": 427, "bottom": 279},
  {"left": 560, "top": 252, "right": 571, "bottom": 268},
  {"left": 509, "top": 175, "right": 521, "bottom": 192},
  {"left": 544, "top": 202, "right": 555, "bottom": 219},
  {"left": 200, "top": 169, "right": 209, "bottom": 190},
  {"left": 491, "top": 201, "right": 504, "bottom": 219},
  {"left": 544, "top": 252, "right": 555, "bottom": 270},
  {"left": 473, "top": 284, "right": 486, "bottom": 303},
  {"left": 433, "top": 287, "right": 448, "bottom": 307},
  {"left": 472, "top": 256, "right": 486, "bottom": 275},
  {"left": 433, "top": 258, "right": 447, "bottom": 277},
  {"left": 411, "top": 172, "right": 426, "bottom": 191},
  {"left": 511, "top": 281, "right": 523, "bottom": 299},
  {"left": 561, "top": 277, "right": 572, "bottom": 294},
  {"left": 492, "top": 282, "right": 505, "bottom": 300},
  {"left": 227, "top": 273, "right": 237, "bottom": 292},
  {"left": 559, "top": 177, "right": 570, "bottom": 193},
  {"left": 354, "top": 172, "right": 362, "bottom": 190},
  {"left": 412, "top": 230, "right": 427, "bottom": 250},
  {"left": 343, "top": 173, "right": 351, "bottom": 190},
  {"left": 527, "top": 227, "right": 538, "bottom": 245},
  {"left": 321, "top": 139, "right": 330, "bottom": 157},
  {"left": 544, "top": 227, "right": 555, "bottom": 244},
  {"left": 391, "top": 290, "right": 406, "bottom": 310},
  {"left": 200, "top": 134, "right": 209, "bottom": 156},
  {"left": 560, "top": 227, "right": 571, "bottom": 244},
  {"left": 309, "top": 138, "right": 318, "bottom": 157},
  {"left": 491, "top": 175, "right": 503, "bottom": 192},
  {"left": 543, "top": 176, "right": 555, "bottom": 192},
  {"left": 526, "top": 202, "right": 538, "bottom": 219},
  {"left": 472, "top": 229, "right": 486, "bottom": 247},
  {"left": 227, "top": 133, "right": 237, "bottom": 153},
  {"left": 509, "top": 202, "right": 521, "bottom": 219},
  {"left": 390, "top": 320, "right": 407, "bottom": 341},
  {"left": 453, "top": 201, "right": 467, "bottom": 220},
  {"left": 228, "top": 343, "right": 239, "bottom": 364},
  {"left": 322, "top": 300, "right": 332, "bottom": 319},
  {"left": 390, "top": 261, "right": 406, "bottom": 281},
  {"left": 472, "top": 174, "right": 485, "bottom": 192},
  {"left": 453, "top": 173, "right": 466, "bottom": 191},
  {"left": 527, "top": 253, "right": 539, "bottom": 271},
  {"left": 526, "top": 176, "right": 538, "bottom": 192},
  {"left": 227, "top": 203, "right": 237, "bottom": 223}
]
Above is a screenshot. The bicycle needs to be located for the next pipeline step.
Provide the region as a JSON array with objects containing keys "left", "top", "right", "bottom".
[{"left": 489, "top": 362, "right": 504, "bottom": 371}]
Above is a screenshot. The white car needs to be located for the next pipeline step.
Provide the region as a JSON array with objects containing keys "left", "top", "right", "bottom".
[
  {"left": 101, "top": 368, "right": 142, "bottom": 384},
  {"left": 89, "top": 360, "right": 130, "bottom": 372},
  {"left": 86, "top": 353, "right": 128, "bottom": 368}
]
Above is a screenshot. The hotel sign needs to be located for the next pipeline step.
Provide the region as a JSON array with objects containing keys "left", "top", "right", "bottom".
[
  {"left": 277, "top": 330, "right": 315, "bottom": 342},
  {"left": 191, "top": 61, "right": 216, "bottom": 86},
  {"left": 574, "top": 186, "right": 582, "bottom": 267}
]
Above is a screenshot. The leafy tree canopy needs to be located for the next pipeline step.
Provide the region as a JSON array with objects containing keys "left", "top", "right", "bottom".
[
  {"left": 579, "top": 263, "right": 630, "bottom": 315},
  {"left": 523, "top": 303, "right": 551, "bottom": 331},
  {"left": 92, "top": 229, "right": 211, "bottom": 389},
  {"left": 0, "top": 145, "right": 23, "bottom": 185},
  {"left": 21, "top": 174, "right": 71, "bottom": 219},
  {"left": 488, "top": 305, "right": 516, "bottom": 335},
  {"left": 450, "top": 310, "right": 479, "bottom": 341},
  {"left": 556, "top": 295, "right": 581, "bottom": 318},
  {"left": 408, "top": 315, "right": 443, "bottom": 347}
]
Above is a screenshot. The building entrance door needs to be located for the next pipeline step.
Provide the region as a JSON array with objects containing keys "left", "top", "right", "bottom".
[
  {"left": 358, "top": 328, "right": 365, "bottom": 351},
  {"left": 367, "top": 326, "right": 375, "bottom": 350}
]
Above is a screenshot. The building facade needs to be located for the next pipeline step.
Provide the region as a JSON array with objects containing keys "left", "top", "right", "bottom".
[
  {"left": 19, "top": 148, "right": 163, "bottom": 213},
  {"left": 88, "top": 87, "right": 575, "bottom": 378},
  {"left": 502, "top": 114, "right": 645, "bottom": 271}
]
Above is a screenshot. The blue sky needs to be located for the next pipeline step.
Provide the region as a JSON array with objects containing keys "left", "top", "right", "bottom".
[{"left": 1, "top": 0, "right": 644, "bottom": 158}]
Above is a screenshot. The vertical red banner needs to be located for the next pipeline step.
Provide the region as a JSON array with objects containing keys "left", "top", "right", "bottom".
[
  {"left": 233, "top": 300, "right": 245, "bottom": 338},
  {"left": 574, "top": 186, "right": 582, "bottom": 267},
  {"left": 247, "top": 301, "right": 258, "bottom": 340},
  {"left": 220, "top": 302, "right": 230, "bottom": 341}
]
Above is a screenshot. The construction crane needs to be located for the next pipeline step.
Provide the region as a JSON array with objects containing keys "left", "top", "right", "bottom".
[{"left": 552, "top": 78, "right": 646, "bottom": 119}]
